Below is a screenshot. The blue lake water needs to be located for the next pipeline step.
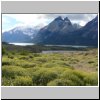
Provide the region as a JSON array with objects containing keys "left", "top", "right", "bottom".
[
  {"left": 8, "top": 43, "right": 88, "bottom": 48},
  {"left": 42, "top": 50, "right": 85, "bottom": 54},
  {"left": 8, "top": 43, "right": 89, "bottom": 53},
  {"left": 9, "top": 43, "right": 35, "bottom": 46}
]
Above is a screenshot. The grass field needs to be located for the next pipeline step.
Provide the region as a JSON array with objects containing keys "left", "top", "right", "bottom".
[{"left": 2, "top": 44, "right": 98, "bottom": 86}]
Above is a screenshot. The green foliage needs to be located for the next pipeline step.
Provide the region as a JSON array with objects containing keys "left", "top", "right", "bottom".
[
  {"left": 33, "top": 53, "right": 41, "bottom": 57},
  {"left": 2, "top": 56, "right": 14, "bottom": 66},
  {"left": 2, "top": 66, "right": 29, "bottom": 79},
  {"left": 2, "top": 77, "right": 14, "bottom": 86},
  {"left": 17, "top": 62, "right": 37, "bottom": 68},
  {"left": 35, "top": 57, "right": 48, "bottom": 63},
  {"left": 2, "top": 47, "right": 6, "bottom": 55},
  {"left": 2, "top": 61, "right": 11, "bottom": 66},
  {"left": 13, "top": 76, "right": 33, "bottom": 86},
  {"left": 20, "top": 50, "right": 29, "bottom": 55},
  {"left": 2, "top": 46, "right": 98, "bottom": 86},
  {"left": 47, "top": 79, "right": 66, "bottom": 86},
  {"left": 83, "top": 72, "right": 98, "bottom": 86},
  {"left": 8, "top": 55, "right": 14, "bottom": 59},
  {"left": 32, "top": 68, "right": 58, "bottom": 86},
  {"left": 60, "top": 70, "right": 84, "bottom": 86},
  {"left": 88, "top": 61, "right": 94, "bottom": 64}
]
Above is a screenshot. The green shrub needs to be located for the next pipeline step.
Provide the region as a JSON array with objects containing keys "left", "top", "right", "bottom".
[
  {"left": 83, "top": 72, "right": 98, "bottom": 86},
  {"left": 2, "top": 47, "right": 6, "bottom": 55},
  {"left": 33, "top": 53, "right": 40, "bottom": 57},
  {"left": 43, "top": 62, "right": 58, "bottom": 68},
  {"left": 20, "top": 63, "right": 36, "bottom": 68},
  {"left": 11, "top": 51, "right": 16, "bottom": 55},
  {"left": 60, "top": 70, "right": 84, "bottom": 86},
  {"left": 19, "top": 56, "right": 29, "bottom": 60},
  {"left": 2, "top": 61, "right": 11, "bottom": 66},
  {"left": 32, "top": 68, "right": 58, "bottom": 86},
  {"left": 73, "top": 70, "right": 85, "bottom": 80},
  {"left": 88, "top": 61, "right": 94, "bottom": 64},
  {"left": 8, "top": 55, "right": 14, "bottom": 59},
  {"left": 20, "top": 50, "right": 29, "bottom": 55},
  {"left": 29, "top": 55, "right": 33, "bottom": 58},
  {"left": 2, "top": 77, "right": 14, "bottom": 86},
  {"left": 47, "top": 79, "right": 66, "bottom": 86},
  {"left": 2, "top": 47, "right": 98, "bottom": 86},
  {"left": 2, "top": 66, "right": 28, "bottom": 79},
  {"left": 36, "top": 57, "right": 47, "bottom": 63},
  {"left": 14, "top": 76, "right": 33, "bottom": 86},
  {"left": 2, "top": 56, "right": 15, "bottom": 66}
]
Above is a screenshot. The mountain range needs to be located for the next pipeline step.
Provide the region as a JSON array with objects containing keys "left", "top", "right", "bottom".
[
  {"left": 2, "top": 26, "right": 39, "bottom": 43},
  {"left": 2, "top": 15, "right": 98, "bottom": 46}
]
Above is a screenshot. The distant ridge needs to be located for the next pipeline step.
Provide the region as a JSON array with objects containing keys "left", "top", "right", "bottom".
[{"left": 2, "top": 16, "right": 98, "bottom": 46}]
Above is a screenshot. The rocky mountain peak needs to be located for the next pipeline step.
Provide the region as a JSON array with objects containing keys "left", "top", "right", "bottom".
[
  {"left": 64, "top": 17, "right": 70, "bottom": 22},
  {"left": 54, "top": 16, "right": 63, "bottom": 21}
]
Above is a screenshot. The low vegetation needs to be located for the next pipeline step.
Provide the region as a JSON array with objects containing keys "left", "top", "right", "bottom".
[{"left": 2, "top": 43, "right": 98, "bottom": 86}]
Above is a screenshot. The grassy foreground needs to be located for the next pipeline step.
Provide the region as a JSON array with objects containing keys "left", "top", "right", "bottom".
[{"left": 2, "top": 44, "right": 98, "bottom": 86}]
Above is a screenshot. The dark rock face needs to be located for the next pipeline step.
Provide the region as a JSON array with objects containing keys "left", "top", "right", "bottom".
[
  {"left": 2, "top": 27, "right": 39, "bottom": 43},
  {"left": 2, "top": 15, "right": 98, "bottom": 47},
  {"left": 34, "top": 16, "right": 98, "bottom": 46}
]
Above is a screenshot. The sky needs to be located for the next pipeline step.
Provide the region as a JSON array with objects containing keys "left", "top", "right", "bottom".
[{"left": 2, "top": 14, "right": 97, "bottom": 32}]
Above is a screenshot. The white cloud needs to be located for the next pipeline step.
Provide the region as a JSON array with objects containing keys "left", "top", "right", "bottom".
[
  {"left": 2, "top": 14, "right": 97, "bottom": 32},
  {"left": 4, "top": 14, "right": 48, "bottom": 26},
  {"left": 79, "top": 21, "right": 87, "bottom": 26}
]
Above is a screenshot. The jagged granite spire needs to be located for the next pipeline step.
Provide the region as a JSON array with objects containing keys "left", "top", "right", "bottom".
[
  {"left": 64, "top": 17, "right": 70, "bottom": 21},
  {"left": 54, "top": 16, "right": 63, "bottom": 21}
]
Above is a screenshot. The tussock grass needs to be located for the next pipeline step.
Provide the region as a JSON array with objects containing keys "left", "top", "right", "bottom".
[
  {"left": 2, "top": 48, "right": 98, "bottom": 86},
  {"left": 2, "top": 66, "right": 29, "bottom": 79},
  {"left": 14, "top": 76, "right": 33, "bottom": 86},
  {"left": 32, "top": 68, "right": 58, "bottom": 86}
]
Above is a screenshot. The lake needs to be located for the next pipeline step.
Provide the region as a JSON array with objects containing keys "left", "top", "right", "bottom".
[
  {"left": 42, "top": 50, "right": 84, "bottom": 54},
  {"left": 9, "top": 43, "right": 35, "bottom": 46},
  {"left": 8, "top": 43, "right": 88, "bottom": 48}
]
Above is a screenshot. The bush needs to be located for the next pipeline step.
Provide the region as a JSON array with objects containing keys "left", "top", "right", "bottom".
[
  {"left": 36, "top": 57, "right": 47, "bottom": 63},
  {"left": 47, "top": 79, "right": 66, "bottom": 86},
  {"left": 29, "top": 55, "right": 33, "bottom": 58},
  {"left": 2, "top": 61, "right": 11, "bottom": 66},
  {"left": 8, "top": 55, "right": 14, "bottom": 59},
  {"left": 2, "top": 47, "right": 98, "bottom": 86},
  {"left": 32, "top": 68, "right": 58, "bottom": 86},
  {"left": 20, "top": 63, "right": 36, "bottom": 68},
  {"left": 88, "top": 61, "right": 94, "bottom": 64},
  {"left": 33, "top": 53, "right": 40, "bottom": 57},
  {"left": 73, "top": 70, "right": 85, "bottom": 80},
  {"left": 19, "top": 56, "right": 29, "bottom": 60},
  {"left": 20, "top": 50, "right": 29, "bottom": 55},
  {"left": 2, "top": 56, "right": 15, "bottom": 66},
  {"left": 2, "top": 66, "right": 28, "bottom": 79},
  {"left": 60, "top": 70, "right": 84, "bottom": 86},
  {"left": 83, "top": 72, "right": 98, "bottom": 86},
  {"left": 43, "top": 62, "right": 58, "bottom": 68},
  {"left": 14, "top": 76, "right": 33, "bottom": 86},
  {"left": 2, "top": 47, "right": 6, "bottom": 55},
  {"left": 2, "top": 77, "right": 14, "bottom": 86}
]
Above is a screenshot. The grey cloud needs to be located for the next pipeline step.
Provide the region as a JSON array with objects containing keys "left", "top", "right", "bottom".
[{"left": 44, "top": 14, "right": 97, "bottom": 24}]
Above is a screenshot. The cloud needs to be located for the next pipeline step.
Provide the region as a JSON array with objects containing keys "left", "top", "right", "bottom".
[
  {"left": 2, "top": 14, "right": 97, "bottom": 32},
  {"left": 2, "top": 14, "right": 48, "bottom": 32},
  {"left": 44, "top": 14, "right": 97, "bottom": 26},
  {"left": 3, "top": 14, "right": 48, "bottom": 26}
]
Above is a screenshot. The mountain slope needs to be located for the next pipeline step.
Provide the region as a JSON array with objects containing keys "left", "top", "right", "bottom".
[
  {"left": 34, "top": 16, "right": 98, "bottom": 46},
  {"left": 33, "top": 16, "right": 80, "bottom": 43},
  {"left": 64, "top": 16, "right": 98, "bottom": 46},
  {"left": 2, "top": 16, "right": 98, "bottom": 46},
  {"left": 2, "top": 26, "right": 39, "bottom": 43}
]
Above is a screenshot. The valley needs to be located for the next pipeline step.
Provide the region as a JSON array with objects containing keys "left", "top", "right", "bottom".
[
  {"left": 2, "top": 43, "right": 98, "bottom": 86},
  {"left": 2, "top": 14, "right": 98, "bottom": 86}
]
